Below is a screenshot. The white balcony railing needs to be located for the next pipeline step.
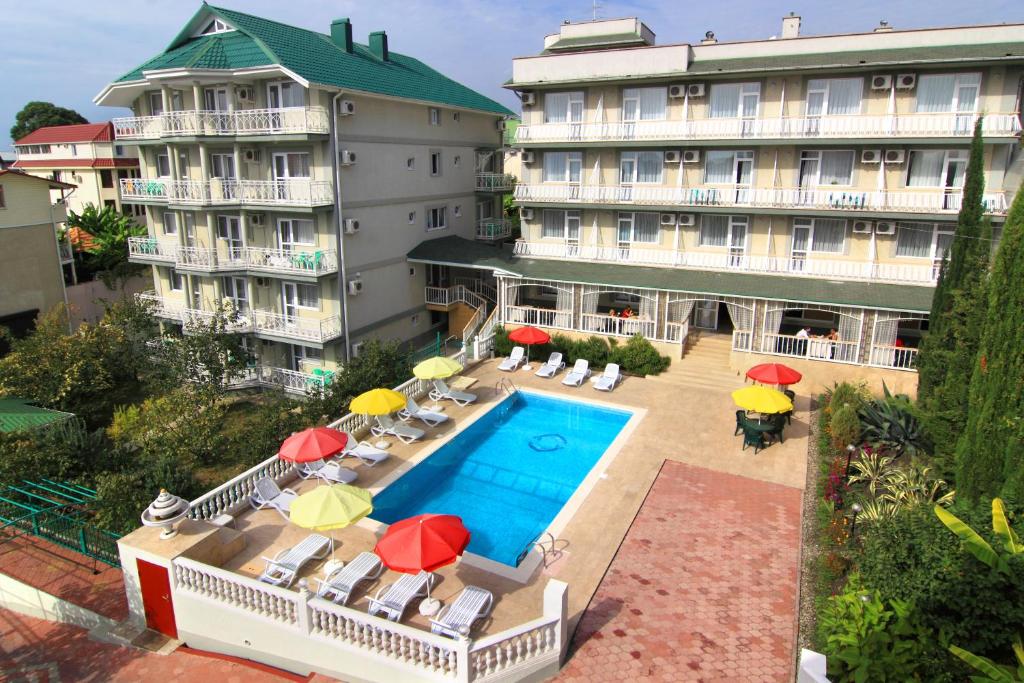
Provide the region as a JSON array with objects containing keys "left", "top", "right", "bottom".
[
  {"left": 505, "top": 305, "right": 573, "bottom": 330},
  {"left": 112, "top": 106, "right": 330, "bottom": 140},
  {"left": 475, "top": 173, "right": 516, "bottom": 192},
  {"left": 514, "top": 183, "right": 1008, "bottom": 215},
  {"left": 244, "top": 247, "right": 339, "bottom": 276},
  {"left": 515, "top": 112, "right": 1022, "bottom": 144},
  {"left": 868, "top": 345, "right": 919, "bottom": 371},
  {"left": 252, "top": 310, "right": 342, "bottom": 343},
  {"left": 128, "top": 237, "right": 178, "bottom": 261},
  {"left": 580, "top": 312, "right": 656, "bottom": 338},
  {"left": 513, "top": 240, "right": 937, "bottom": 285},
  {"left": 129, "top": 238, "right": 338, "bottom": 276},
  {"left": 761, "top": 333, "right": 860, "bottom": 364},
  {"left": 475, "top": 218, "right": 514, "bottom": 241},
  {"left": 120, "top": 178, "right": 333, "bottom": 207}
]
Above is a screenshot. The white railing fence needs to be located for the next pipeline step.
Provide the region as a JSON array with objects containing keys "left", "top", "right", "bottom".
[
  {"left": 188, "top": 453, "right": 295, "bottom": 521},
  {"left": 112, "top": 106, "right": 330, "bottom": 140},
  {"left": 579, "top": 312, "right": 655, "bottom": 338},
  {"left": 475, "top": 219, "right": 514, "bottom": 241},
  {"left": 868, "top": 345, "right": 919, "bottom": 371},
  {"left": 245, "top": 247, "right": 339, "bottom": 275},
  {"left": 475, "top": 173, "right": 516, "bottom": 192},
  {"left": 761, "top": 333, "right": 860, "bottom": 364},
  {"left": 731, "top": 329, "right": 754, "bottom": 352},
  {"left": 120, "top": 178, "right": 334, "bottom": 207},
  {"left": 252, "top": 311, "right": 342, "bottom": 343},
  {"left": 505, "top": 305, "right": 573, "bottom": 330}
]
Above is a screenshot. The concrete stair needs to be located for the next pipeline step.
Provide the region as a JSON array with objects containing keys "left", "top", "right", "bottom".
[{"left": 648, "top": 332, "right": 745, "bottom": 393}]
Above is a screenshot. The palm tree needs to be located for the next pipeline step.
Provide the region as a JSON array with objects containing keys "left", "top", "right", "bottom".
[{"left": 66, "top": 203, "right": 146, "bottom": 276}]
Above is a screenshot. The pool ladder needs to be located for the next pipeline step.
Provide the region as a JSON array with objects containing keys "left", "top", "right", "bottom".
[
  {"left": 517, "top": 532, "right": 563, "bottom": 568},
  {"left": 495, "top": 377, "right": 518, "bottom": 396}
]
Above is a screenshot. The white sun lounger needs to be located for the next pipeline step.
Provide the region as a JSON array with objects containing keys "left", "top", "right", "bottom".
[
  {"left": 535, "top": 352, "right": 565, "bottom": 378},
  {"left": 371, "top": 414, "right": 425, "bottom": 444},
  {"left": 399, "top": 397, "right": 450, "bottom": 428},
  {"left": 561, "top": 359, "right": 591, "bottom": 387},
  {"left": 338, "top": 431, "right": 390, "bottom": 467},
  {"left": 367, "top": 571, "right": 436, "bottom": 621},
  {"left": 593, "top": 363, "right": 621, "bottom": 392},
  {"left": 429, "top": 379, "right": 477, "bottom": 406},
  {"left": 297, "top": 459, "right": 359, "bottom": 485},
  {"left": 249, "top": 477, "right": 298, "bottom": 519},
  {"left": 498, "top": 346, "right": 525, "bottom": 372},
  {"left": 315, "top": 552, "right": 384, "bottom": 605},
  {"left": 258, "top": 533, "right": 331, "bottom": 587},
  {"left": 430, "top": 586, "right": 495, "bottom": 638}
]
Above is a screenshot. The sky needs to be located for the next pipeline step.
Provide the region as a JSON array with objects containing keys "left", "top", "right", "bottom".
[{"left": 2, "top": 0, "right": 1023, "bottom": 148}]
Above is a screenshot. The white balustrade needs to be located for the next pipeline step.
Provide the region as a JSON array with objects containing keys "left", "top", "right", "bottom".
[
  {"left": 252, "top": 310, "right": 343, "bottom": 343},
  {"left": 665, "top": 320, "right": 688, "bottom": 344},
  {"left": 245, "top": 247, "right": 339, "bottom": 275},
  {"left": 468, "top": 619, "right": 560, "bottom": 679},
  {"left": 761, "top": 333, "right": 860, "bottom": 364},
  {"left": 120, "top": 178, "right": 333, "bottom": 207},
  {"left": 580, "top": 312, "right": 655, "bottom": 338},
  {"left": 176, "top": 246, "right": 217, "bottom": 269},
  {"left": 505, "top": 305, "right": 573, "bottom": 330},
  {"left": 174, "top": 557, "right": 299, "bottom": 624},
  {"left": 868, "top": 345, "right": 919, "bottom": 371},
  {"left": 258, "top": 366, "right": 323, "bottom": 393},
  {"left": 475, "top": 219, "right": 513, "bottom": 241},
  {"left": 188, "top": 453, "right": 295, "bottom": 521},
  {"left": 731, "top": 329, "right": 754, "bottom": 352},
  {"left": 128, "top": 236, "right": 178, "bottom": 261},
  {"left": 515, "top": 112, "right": 1021, "bottom": 144},
  {"left": 475, "top": 173, "right": 516, "bottom": 192},
  {"left": 113, "top": 106, "right": 330, "bottom": 140},
  {"left": 137, "top": 291, "right": 187, "bottom": 321},
  {"left": 452, "top": 278, "right": 498, "bottom": 303}
]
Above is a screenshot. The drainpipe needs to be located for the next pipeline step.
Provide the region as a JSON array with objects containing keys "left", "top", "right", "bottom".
[
  {"left": 49, "top": 201, "right": 72, "bottom": 332},
  {"left": 330, "top": 91, "right": 352, "bottom": 363}
]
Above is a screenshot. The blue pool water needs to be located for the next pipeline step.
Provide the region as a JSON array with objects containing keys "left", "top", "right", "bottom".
[{"left": 371, "top": 392, "right": 632, "bottom": 567}]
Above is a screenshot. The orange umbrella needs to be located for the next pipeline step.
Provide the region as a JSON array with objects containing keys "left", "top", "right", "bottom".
[
  {"left": 508, "top": 326, "right": 551, "bottom": 365},
  {"left": 278, "top": 427, "right": 348, "bottom": 463}
]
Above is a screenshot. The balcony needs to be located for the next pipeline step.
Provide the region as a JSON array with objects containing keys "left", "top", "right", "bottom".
[
  {"left": 513, "top": 240, "right": 938, "bottom": 285},
  {"left": 111, "top": 106, "right": 330, "bottom": 140},
  {"left": 120, "top": 178, "right": 334, "bottom": 208},
  {"left": 515, "top": 112, "right": 1022, "bottom": 145},
  {"left": 475, "top": 173, "right": 516, "bottom": 192},
  {"left": 476, "top": 218, "right": 514, "bottom": 241},
  {"left": 514, "top": 183, "right": 1008, "bottom": 216},
  {"left": 128, "top": 238, "right": 338, "bottom": 276}
]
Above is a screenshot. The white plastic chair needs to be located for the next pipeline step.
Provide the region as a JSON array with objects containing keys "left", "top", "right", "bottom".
[
  {"left": 561, "top": 359, "right": 591, "bottom": 387},
  {"left": 498, "top": 346, "right": 525, "bottom": 372},
  {"left": 535, "top": 352, "right": 565, "bottom": 378},
  {"left": 593, "top": 363, "right": 621, "bottom": 392},
  {"left": 258, "top": 534, "right": 331, "bottom": 587}
]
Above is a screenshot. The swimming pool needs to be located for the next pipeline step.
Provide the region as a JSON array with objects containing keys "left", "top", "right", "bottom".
[{"left": 371, "top": 391, "right": 633, "bottom": 567}]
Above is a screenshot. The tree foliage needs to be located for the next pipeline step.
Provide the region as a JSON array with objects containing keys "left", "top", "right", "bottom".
[
  {"left": 305, "top": 339, "right": 413, "bottom": 420},
  {"left": 9, "top": 101, "right": 88, "bottom": 141},
  {"left": 66, "top": 204, "right": 147, "bottom": 286},
  {"left": 955, "top": 184, "right": 1024, "bottom": 501}
]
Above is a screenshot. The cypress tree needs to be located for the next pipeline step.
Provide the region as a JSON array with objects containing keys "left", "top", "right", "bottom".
[
  {"left": 917, "top": 118, "right": 987, "bottom": 402},
  {"left": 955, "top": 185, "right": 1024, "bottom": 501}
]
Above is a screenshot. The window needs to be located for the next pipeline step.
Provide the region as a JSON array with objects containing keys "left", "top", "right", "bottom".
[
  {"left": 543, "top": 91, "right": 584, "bottom": 124},
  {"left": 792, "top": 217, "right": 847, "bottom": 253},
  {"left": 0, "top": 185, "right": 5, "bottom": 209},
  {"left": 453, "top": 112, "right": 461, "bottom": 122},
  {"left": 542, "top": 151, "right": 582, "bottom": 182},
  {"left": 294, "top": 284, "right": 319, "bottom": 309},
  {"left": 541, "top": 209, "right": 580, "bottom": 240},
  {"left": 453, "top": 155, "right": 460, "bottom": 167},
  {"left": 115, "top": 145, "right": 124, "bottom": 156},
  {"left": 699, "top": 215, "right": 748, "bottom": 249},
  {"left": 70, "top": 144, "right": 78, "bottom": 156},
  {"left": 199, "top": 18, "right": 231, "bottom": 35},
  {"left": 704, "top": 150, "right": 754, "bottom": 185},
  {"left": 408, "top": 211, "right": 416, "bottom": 224},
  {"left": 709, "top": 83, "right": 761, "bottom": 118},
  {"left": 916, "top": 73, "right": 981, "bottom": 113},
  {"left": 163, "top": 212, "right": 178, "bottom": 235},
  {"left": 272, "top": 152, "right": 310, "bottom": 179},
  {"left": 430, "top": 151, "right": 442, "bottom": 176},
  {"left": 51, "top": 170, "right": 62, "bottom": 182},
  {"left": 896, "top": 222, "right": 954, "bottom": 260},
  {"left": 619, "top": 151, "right": 664, "bottom": 184},
  {"left": 906, "top": 150, "right": 967, "bottom": 188},
  {"left": 278, "top": 218, "right": 315, "bottom": 246},
  {"left": 104, "top": 199, "right": 116, "bottom": 210},
  {"left": 426, "top": 206, "right": 447, "bottom": 231},
  {"left": 805, "top": 78, "right": 863, "bottom": 116},
  {"left": 799, "top": 150, "right": 855, "bottom": 186},
  {"left": 210, "top": 154, "right": 235, "bottom": 179},
  {"left": 149, "top": 92, "right": 164, "bottom": 115},
  {"left": 453, "top": 205, "right": 462, "bottom": 217},
  {"left": 622, "top": 87, "right": 668, "bottom": 121},
  {"left": 100, "top": 169, "right": 114, "bottom": 188},
  {"left": 409, "top": 267, "right": 417, "bottom": 277},
  {"left": 429, "top": 107, "right": 441, "bottom": 126},
  {"left": 406, "top": 157, "right": 415, "bottom": 170},
  {"left": 267, "top": 81, "right": 305, "bottom": 108},
  {"left": 168, "top": 268, "right": 184, "bottom": 291},
  {"left": 617, "top": 212, "right": 660, "bottom": 244},
  {"left": 155, "top": 153, "right": 171, "bottom": 178}
]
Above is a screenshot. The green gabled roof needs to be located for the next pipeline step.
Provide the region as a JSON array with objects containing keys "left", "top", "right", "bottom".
[
  {"left": 407, "top": 236, "right": 934, "bottom": 312},
  {"left": 116, "top": 3, "right": 514, "bottom": 117},
  {"left": 0, "top": 399, "right": 74, "bottom": 433}
]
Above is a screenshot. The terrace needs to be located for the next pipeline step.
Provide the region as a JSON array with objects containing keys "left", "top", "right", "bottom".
[
  {"left": 111, "top": 106, "right": 331, "bottom": 141},
  {"left": 119, "top": 178, "right": 334, "bottom": 208},
  {"left": 128, "top": 237, "right": 339, "bottom": 277}
]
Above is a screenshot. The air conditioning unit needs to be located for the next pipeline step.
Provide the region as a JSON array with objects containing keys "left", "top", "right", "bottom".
[
  {"left": 686, "top": 83, "right": 706, "bottom": 98},
  {"left": 668, "top": 84, "right": 686, "bottom": 99},
  {"left": 521, "top": 151, "right": 535, "bottom": 164},
  {"left": 677, "top": 213, "right": 696, "bottom": 226},
  {"left": 682, "top": 149, "right": 701, "bottom": 164},
  {"left": 659, "top": 213, "right": 677, "bottom": 226},
  {"left": 347, "top": 279, "right": 363, "bottom": 295},
  {"left": 243, "top": 148, "right": 261, "bottom": 164},
  {"left": 236, "top": 86, "right": 254, "bottom": 102},
  {"left": 340, "top": 150, "right": 356, "bottom": 165},
  {"left": 875, "top": 221, "right": 897, "bottom": 235},
  {"left": 664, "top": 150, "right": 681, "bottom": 163},
  {"left": 884, "top": 149, "right": 906, "bottom": 164},
  {"left": 351, "top": 341, "right": 365, "bottom": 357},
  {"left": 852, "top": 220, "right": 874, "bottom": 234},
  {"left": 861, "top": 149, "right": 882, "bottom": 164},
  {"left": 896, "top": 73, "right": 917, "bottom": 90},
  {"left": 521, "top": 92, "right": 536, "bottom": 106},
  {"left": 249, "top": 212, "right": 265, "bottom": 226},
  {"left": 344, "top": 218, "right": 360, "bottom": 234},
  {"left": 338, "top": 99, "right": 355, "bottom": 115},
  {"left": 520, "top": 208, "right": 534, "bottom": 220},
  {"left": 870, "top": 75, "right": 892, "bottom": 90},
  {"left": 255, "top": 277, "right": 270, "bottom": 287}
]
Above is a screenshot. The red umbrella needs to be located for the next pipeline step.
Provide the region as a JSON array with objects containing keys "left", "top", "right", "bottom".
[
  {"left": 374, "top": 514, "right": 471, "bottom": 574},
  {"left": 745, "top": 363, "right": 803, "bottom": 386},
  {"left": 278, "top": 427, "right": 348, "bottom": 463},
  {"left": 508, "top": 326, "right": 551, "bottom": 365}
]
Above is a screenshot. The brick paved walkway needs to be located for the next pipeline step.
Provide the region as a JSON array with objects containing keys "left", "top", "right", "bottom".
[
  {"left": 0, "top": 535, "right": 127, "bottom": 621},
  {"left": 556, "top": 461, "right": 802, "bottom": 682}
]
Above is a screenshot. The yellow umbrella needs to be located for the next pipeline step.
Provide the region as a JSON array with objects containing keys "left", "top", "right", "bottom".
[
  {"left": 350, "top": 388, "right": 407, "bottom": 415},
  {"left": 413, "top": 356, "right": 464, "bottom": 380},
  {"left": 731, "top": 385, "right": 794, "bottom": 414},
  {"left": 290, "top": 484, "right": 373, "bottom": 560}
]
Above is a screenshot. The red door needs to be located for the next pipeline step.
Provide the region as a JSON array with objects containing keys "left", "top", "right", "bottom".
[{"left": 137, "top": 559, "right": 178, "bottom": 638}]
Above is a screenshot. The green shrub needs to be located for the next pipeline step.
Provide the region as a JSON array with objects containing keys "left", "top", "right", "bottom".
[
  {"left": 830, "top": 403, "right": 862, "bottom": 452},
  {"left": 824, "top": 381, "right": 871, "bottom": 415},
  {"left": 818, "top": 573, "right": 935, "bottom": 683},
  {"left": 609, "top": 335, "right": 671, "bottom": 376},
  {"left": 859, "top": 398, "right": 932, "bottom": 457},
  {"left": 493, "top": 325, "right": 513, "bottom": 357}
]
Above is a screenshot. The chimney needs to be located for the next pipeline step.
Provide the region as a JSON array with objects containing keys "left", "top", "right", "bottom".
[
  {"left": 700, "top": 30, "right": 718, "bottom": 45},
  {"left": 781, "top": 12, "right": 801, "bottom": 39},
  {"left": 331, "top": 18, "right": 353, "bottom": 53},
  {"left": 874, "top": 20, "right": 894, "bottom": 33},
  {"left": 369, "top": 31, "right": 389, "bottom": 61}
]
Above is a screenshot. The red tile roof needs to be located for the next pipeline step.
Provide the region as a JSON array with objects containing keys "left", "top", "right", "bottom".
[
  {"left": 0, "top": 169, "right": 76, "bottom": 189},
  {"left": 12, "top": 158, "right": 139, "bottom": 169},
  {"left": 14, "top": 122, "right": 114, "bottom": 145},
  {"left": 67, "top": 226, "right": 97, "bottom": 252}
]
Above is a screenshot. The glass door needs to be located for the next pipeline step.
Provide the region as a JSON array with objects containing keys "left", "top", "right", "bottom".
[
  {"left": 204, "top": 87, "right": 229, "bottom": 133},
  {"left": 942, "top": 151, "right": 968, "bottom": 210},
  {"left": 694, "top": 300, "right": 719, "bottom": 330},
  {"left": 619, "top": 155, "right": 636, "bottom": 202},
  {"left": 190, "top": 278, "right": 202, "bottom": 310},
  {"left": 272, "top": 153, "right": 310, "bottom": 201},
  {"left": 282, "top": 282, "right": 299, "bottom": 325},
  {"left": 222, "top": 276, "right": 248, "bottom": 313},
  {"left": 565, "top": 210, "right": 581, "bottom": 257},
  {"left": 728, "top": 220, "right": 748, "bottom": 267},
  {"left": 184, "top": 214, "right": 197, "bottom": 247},
  {"left": 733, "top": 152, "right": 753, "bottom": 204},
  {"left": 267, "top": 82, "right": 305, "bottom": 130},
  {"left": 790, "top": 223, "right": 810, "bottom": 272},
  {"left": 210, "top": 154, "right": 236, "bottom": 200}
]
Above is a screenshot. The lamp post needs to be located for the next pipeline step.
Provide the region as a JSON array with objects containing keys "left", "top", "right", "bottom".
[
  {"left": 849, "top": 502, "right": 862, "bottom": 543},
  {"left": 844, "top": 443, "right": 857, "bottom": 478}
]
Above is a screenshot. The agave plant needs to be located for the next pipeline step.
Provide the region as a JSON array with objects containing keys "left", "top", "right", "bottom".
[
  {"left": 858, "top": 398, "right": 932, "bottom": 457},
  {"left": 847, "top": 451, "right": 897, "bottom": 498},
  {"left": 856, "top": 497, "right": 899, "bottom": 523},
  {"left": 880, "top": 464, "right": 956, "bottom": 508}
]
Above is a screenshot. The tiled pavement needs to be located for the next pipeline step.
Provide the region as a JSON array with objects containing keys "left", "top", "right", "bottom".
[
  {"left": 0, "top": 535, "right": 127, "bottom": 622},
  {"left": 555, "top": 461, "right": 803, "bottom": 682}
]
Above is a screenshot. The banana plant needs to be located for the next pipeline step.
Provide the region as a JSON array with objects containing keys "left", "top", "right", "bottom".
[
  {"left": 950, "top": 634, "right": 1024, "bottom": 682},
  {"left": 934, "top": 498, "right": 1022, "bottom": 574}
]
